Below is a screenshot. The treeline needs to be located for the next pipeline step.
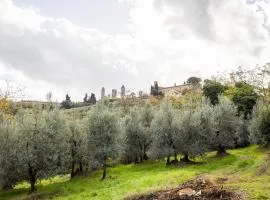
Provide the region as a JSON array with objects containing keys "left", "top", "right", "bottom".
[
  {"left": 61, "top": 93, "right": 97, "bottom": 109},
  {"left": 1, "top": 66, "right": 270, "bottom": 193}
]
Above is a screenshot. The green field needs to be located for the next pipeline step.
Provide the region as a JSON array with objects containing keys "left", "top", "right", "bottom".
[{"left": 1, "top": 145, "right": 270, "bottom": 200}]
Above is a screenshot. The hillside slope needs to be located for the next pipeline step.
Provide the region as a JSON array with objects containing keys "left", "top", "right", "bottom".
[{"left": 0, "top": 146, "right": 269, "bottom": 200}]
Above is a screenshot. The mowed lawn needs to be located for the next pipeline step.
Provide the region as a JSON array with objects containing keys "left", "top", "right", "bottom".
[{"left": 1, "top": 145, "right": 270, "bottom": 200}]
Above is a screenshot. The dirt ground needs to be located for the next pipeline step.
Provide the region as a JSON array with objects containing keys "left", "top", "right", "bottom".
[{"left": 128, "top": 176, "right": 243, "bottom": 200}]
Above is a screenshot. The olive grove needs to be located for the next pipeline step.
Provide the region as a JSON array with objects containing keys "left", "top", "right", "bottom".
[{"left": 0, "top": 88, "right": 268, "bottom": 192}]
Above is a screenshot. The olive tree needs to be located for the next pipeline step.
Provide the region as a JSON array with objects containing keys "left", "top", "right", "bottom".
[
  {"left": 87, "top": 104, "right": 119, "bottom": 180},
  {"left": 121, "top": 110, "right": 144, "bottom": 163},
  {"left": 210, "top": 96, "right": 240, "bottom": 155},
  {"left": 236, "top": 117, "right": 250, "bottom": 147},
  {"left": 0, "top": 113, "right": 22, "bottom": 190},
  {"left": 68, "top": 119, "right": 88, "bottom": 178},
  {"left": 138, "top": 103, "right": 154, "bottom": 160},
  {"left": 197, "top": 100, "right": 214, "bottom": 148},
  {"left": 175, "top": 109, "right": 207, "bottom": 162},
  {"left": 150, "top": 101, "right": 178, "bottom": 165},
  {"left": 249, "top": 101, "right": 270, "bottom": 146},
  {"left": 16, "top": 107, "right": 68, "bottom": 192}
]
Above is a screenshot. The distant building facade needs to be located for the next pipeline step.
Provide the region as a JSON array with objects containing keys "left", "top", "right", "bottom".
[
  {"left": 121, "top": 85, "right": 126, "bottom": 97},
  {"left": 139, "top": 90, "right": 143, "bottom": 98},
  {"left": 112, "top": 89, "right": 117, "bottom": 98},
  {"left": 151, "top": 81, "right": 192, "bottom": 97},
  {"left": 101, "top": 87, "right": 105, "bottom": 99}
]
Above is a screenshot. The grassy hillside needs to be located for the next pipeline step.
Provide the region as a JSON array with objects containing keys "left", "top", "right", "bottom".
[{"left": 1, "top": 145, "right": 270, "bottom": 200}]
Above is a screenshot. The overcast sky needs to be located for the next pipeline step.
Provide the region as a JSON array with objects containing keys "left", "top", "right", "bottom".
[{"left": 0, "top": 0, "right": 270, "bottom": 101}]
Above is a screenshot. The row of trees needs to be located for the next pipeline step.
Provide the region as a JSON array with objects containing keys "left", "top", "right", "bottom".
[
  {"left": 123, "top": 97, "right": 241, "bottom": 165},
  {"left": 61, "top": 93, "right": 97, "bottom": 109},
  {"left": 1, "top": 92, "right": 269, "bottom": 192}
]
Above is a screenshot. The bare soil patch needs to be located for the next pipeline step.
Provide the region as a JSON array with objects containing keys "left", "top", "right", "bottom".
[{"left": 128, "top": 176, "right": 243, "bottom": 200}]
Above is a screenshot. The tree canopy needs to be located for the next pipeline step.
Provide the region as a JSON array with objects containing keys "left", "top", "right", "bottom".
[
  {"left": 187, "top": 77, "right": 202, "bottom": 85},
  {"left": 203, "top": 80, "right": 225, "bottom": 105},
  {"left": 225, "top": 82, "right": 258, "bottom": 119}
]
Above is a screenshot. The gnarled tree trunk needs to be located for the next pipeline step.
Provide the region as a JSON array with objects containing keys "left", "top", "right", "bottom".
[
  {"left": 71, "top": 160, "right": 75, "bottom": 178},
  {"left": 217, "top": 145, "right": 228, "bottom": 156},
  {"left": 182, "top": 153, "right": 190, "bottom": 162},
  {"left": 174, "top": 151, "right": 178, "bottom": 161},
  {"left": 101, "top": 156, "right": 107, "bottom": 180},
  {"left": 166, "top": 156, "right": 170, "bottom": 165},
  {"left": 2, "top": 184, "right": 13, "bottom": 191},
  {"left": 28, "top": 165, "right": 37, "bottom": 193},
  {"left": 79, "top": 162, "right": 83, "bottom": 173}
]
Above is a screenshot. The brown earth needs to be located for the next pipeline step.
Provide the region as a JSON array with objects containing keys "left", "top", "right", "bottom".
[{"left": 127, "top": 176, "right": 243, "bottom": 200}]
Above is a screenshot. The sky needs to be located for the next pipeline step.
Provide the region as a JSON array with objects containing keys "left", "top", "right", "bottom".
[{"left": 0, "top": 0, "right": 270, "bottom": 102}]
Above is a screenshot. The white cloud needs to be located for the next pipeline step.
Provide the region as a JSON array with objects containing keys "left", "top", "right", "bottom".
[
  {"left": 121, "top": 0, "right": 270, "bottom": 82},
  {"left": 0, "top": 0, "right": 140, "bottom": 101},
  {"left": 0, "top": 0, "right": 270, "bottom": 100}
]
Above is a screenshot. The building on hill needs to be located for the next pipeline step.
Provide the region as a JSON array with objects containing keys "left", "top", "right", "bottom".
[
  {"left": 112, "top": 89, "right": 117, "bottom": 98},
  {"left": 151, "top": 81, "right": 192, "bottom": 97},
  {"left": 139, "top": 91, "right": 143, "bottom": 98},
  {"left": 101, "top": 87, "right": 105, "bottom": 99},
  {"left": 121, "top": 85, "right": 126, "bottom": 97}
]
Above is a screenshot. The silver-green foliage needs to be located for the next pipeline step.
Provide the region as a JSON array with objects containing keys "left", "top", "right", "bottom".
[
  {"left": 121, "top": 110, "right": 144, "bottom": 163},
  {"left": 87, "top": 103, "right": 119, "bottom": 179},
  {"left": 68, "top": 118, "right": 88, "bottom": 177},
  {"left": 150, "top": 101, "right": 178, "bottom": 161},
  {"left": 210, "top": 96, "right": 240, "bottom": 153},
  {"left": 0, "top": 113, "right": 22, "bottom": 189},
  {"left": 15, "top": 107, "right": 68, "bottom": 191},
  {"left": 197, "top": 100, "right": 214, "bottom": 148},
  {"left": 249, "top": 101, "right": 270, "bottom": 145},
  {"left": 120, "top": 103, "right": 154, "bottom": 163},
  {"left": 175, "top": 109, "right": 206, "bottom": 159},
  {"left": 138, "top": 103, "right": 154, "bottom": 160}
]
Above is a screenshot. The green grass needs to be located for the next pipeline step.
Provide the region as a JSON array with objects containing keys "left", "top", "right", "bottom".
[{"left": 1, "top": 145, "right": 270, "bottom": 200}]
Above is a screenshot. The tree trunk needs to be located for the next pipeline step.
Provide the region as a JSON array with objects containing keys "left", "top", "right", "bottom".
[
  {"left": 28, "top": 165, "right": 37, "bottom": 193},
  {"left": 182, "top": 154, "right": 190, "bottom": 162},
  {"left": 134, "top": 155, "right": 138, "bottom": 164},
  {"left": 166, "top": 156, "right": 170, "bottom": 165},
  {"left": 30, "top": 178, "right": 36, "bottom": 193},
  {"left": 143, "top": 152, "right": 148, "bottom": 160},
  {"left": 217, "top": 145, "right": 227, "bottom": 156},
  {"left": 71, "top": 160, "right": 75, "bottom": 178},
  {"left": 143, "top": 144, "right": 149, "bottom": 160},
  {"left": 71, "top": 139, "right": 76, "bottom": 178},
  {"left": 79, "top": 162, "right": 83, "bottom": 173},
  {"left": 174, "top": 151, "right": 178, "bottom": 161},
  {"left": 101, "top": 158, "right": 107, "bottom": 180},
  {"left": 2, "top": 184, "right": 13, "bottom": 191}
]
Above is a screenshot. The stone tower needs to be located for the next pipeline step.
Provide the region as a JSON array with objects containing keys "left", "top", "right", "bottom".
[
  {"left": 154, "top": 81, "right": 158, "bottom": 89},
  {"left": 101, "top": 87, "right": 105, "bottom": 99},
  {"left": 112, "top": 89, "right": 117, "bottom": 98},
  {"left": 139, "top": 90, "right": 143, "bottom": 98},
  {"left": 121, "top": 85, "right": 126, "bottom": 97}
]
